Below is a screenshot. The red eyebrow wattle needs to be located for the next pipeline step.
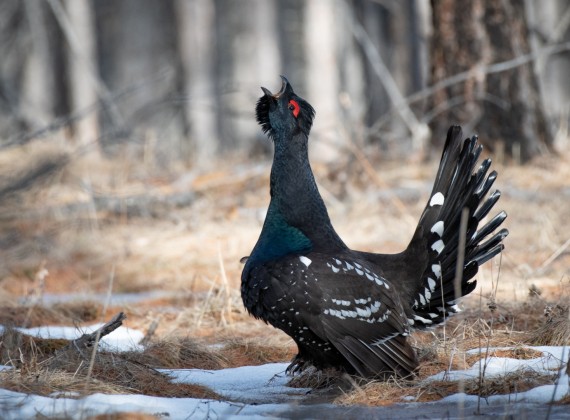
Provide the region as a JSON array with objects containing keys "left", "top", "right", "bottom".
[{"left": 289, "top": 100, "right": 300, "bottom": 118}]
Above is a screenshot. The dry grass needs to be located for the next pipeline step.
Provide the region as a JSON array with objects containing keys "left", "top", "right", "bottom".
[
  {"left": 337, "top": 294, "right": 569, "bottom": 406},
  {"left": 0, "top": 301, "right": 101, "bottom": 327},
  {"left": 0, "top": 328, "right": 221, "bottom": 399},
  {"left": 0, "top": 138, "right": 569, "bottom": 406},
  {"left": 126, "top": 336, "right": 227, "bottom": 370},
  {"left": 529, "top": 304, "right": 570, "bottom": 346}
]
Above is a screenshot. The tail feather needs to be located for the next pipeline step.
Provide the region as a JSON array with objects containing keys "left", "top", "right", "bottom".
[{"left": 409, "top": 126, "right": 508, "bottom": 329}]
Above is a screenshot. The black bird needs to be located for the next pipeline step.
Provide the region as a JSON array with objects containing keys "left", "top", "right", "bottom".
[{"left": 241, "top": 76, "right": 508, "bottom": 378}]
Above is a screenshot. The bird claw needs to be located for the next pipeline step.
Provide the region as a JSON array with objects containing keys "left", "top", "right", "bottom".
[{"left": 286, "top": 354, "right": 310, "bottom": 375}]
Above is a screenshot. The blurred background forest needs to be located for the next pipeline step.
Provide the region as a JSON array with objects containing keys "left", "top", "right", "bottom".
[
  {"left": 0, "top": 0, "right": 569, "bottom": 300},
  {"left": 2, "top": 0, "right": 570, "bottom": 163}
]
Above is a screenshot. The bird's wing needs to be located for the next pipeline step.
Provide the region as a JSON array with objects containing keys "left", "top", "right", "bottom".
[
  {"left": 252, "top": 253, "right": 417, "bottom": 377},
  {"left": 305, "top": 254, "right": 417, "bottom": 377}
]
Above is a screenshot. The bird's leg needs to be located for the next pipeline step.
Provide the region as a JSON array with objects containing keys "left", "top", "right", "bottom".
[{"left": 286, "top": 353, "right": 311, "bottom": 375}]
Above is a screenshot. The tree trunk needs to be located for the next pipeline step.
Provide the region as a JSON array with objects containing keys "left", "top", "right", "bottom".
[
  {"left": 429, "top": 0, "right": 551, "bottom": 162},
  {"left": 21, "top": 0, "right": 58, "bottom": 128},
  {"left": 175, "top": 0, "right": 218, "bottom": 164},
  {"left": 63, "top": 0, "right": 100, "bottom": 151}
]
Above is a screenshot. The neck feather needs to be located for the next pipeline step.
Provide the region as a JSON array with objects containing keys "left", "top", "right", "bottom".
[{"left": 265, "top": 131, "right": 346, "bottom": 253}]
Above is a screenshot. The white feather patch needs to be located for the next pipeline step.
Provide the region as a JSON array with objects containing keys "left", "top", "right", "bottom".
[
  {"left": 432, "top": 263, "right": 442, "bottom": 278},
  {"left": 430, "top": 221, "right": 445, "bottom": 237},
  {"left": 431, "top": 239, "right": 445, "bottom": 255},
  {"left": 429, "top": 192, "right": 445, "bottom": 207},
  {"left": 299, "top": 256, "right": 312, "bottom": 267},
  {"left": 427, "top": 277, "right": 437, "bottom": 292}
]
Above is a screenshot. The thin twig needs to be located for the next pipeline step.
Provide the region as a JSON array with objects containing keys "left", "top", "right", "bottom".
[
  {"left": 342, "top": 0, "right": 430, "bottom": 150},
  {"left": 85, "top": 265, "right": 115, "bottom": 391},
  {"left": 338, "top": 125, "right": 416, "bottom": 226},
  {"left": 218, "top": 243, "right": 233, "bottom": 326},
  {"left": 536, "top": 238, "right": 570, "bottom": 275},
  {"left": 454, "top": 207, "right": 469, "bottom": 417},
  {"left": 407, "top": 41, "right": 570, "bottom": 108},
  {"left": 368, "top": 41, "right": 570, "bottom": 137}
]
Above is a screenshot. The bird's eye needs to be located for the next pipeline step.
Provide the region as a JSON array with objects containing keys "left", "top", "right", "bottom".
[{"left": 288, "top": 100, "right": 300, "bottom": 118}]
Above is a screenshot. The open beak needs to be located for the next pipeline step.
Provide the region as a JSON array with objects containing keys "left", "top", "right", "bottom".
[{"left": 260, "top": 75, "right": 290, "bottom": 99}]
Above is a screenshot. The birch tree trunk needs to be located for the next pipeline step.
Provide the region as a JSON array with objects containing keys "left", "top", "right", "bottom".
[
  {"left": 176, "top": 0, "right": 218, "bottom": 163},
  {"left": 63, "top": 0, "right": 99, "bottom": 151},
  {"left": 304, "top": 0, "right": 341, "bottom": 161},
  {"left": 21, "top": 0, "right": 57, "bottom": 128}
]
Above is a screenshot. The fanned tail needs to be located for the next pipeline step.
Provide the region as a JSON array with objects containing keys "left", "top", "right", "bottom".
[{"left": 409, "top": 126, "right": 508, "bottom": 329}]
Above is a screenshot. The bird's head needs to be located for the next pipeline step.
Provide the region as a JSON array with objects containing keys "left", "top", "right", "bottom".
[{"left": 256, "top": 76, "right": 315, "bottom": 141}]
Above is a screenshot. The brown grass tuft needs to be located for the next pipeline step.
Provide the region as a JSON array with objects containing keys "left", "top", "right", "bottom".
[
  {"left": 126, "top": 336, "right": 227, "bottom": 370},
  {"left": 336, "top": 377, "right": 415, "bottom": 406},
  {"left": 529, "top": 304, "right": 570, "bottom": 346},
  {"left": 0, "top": 301, "right": 101, "bottom": 327},
  {"left": 287, "top": 367, "right": 345, "bottom": 389},
  {"left": 0, "top": 328, "right": 68, "bottom": 367},
  {"left": 0, "top": 328, "right": 221, "bottom": 399},
  {"left": 220, "top": 338, "right": 295, "bottom": 367},
  {"left": 557, "top": 394, "right": 570, "bottom": 405},
  {"left": 45, "top": 348, "right": 221, "bottom": 399}
]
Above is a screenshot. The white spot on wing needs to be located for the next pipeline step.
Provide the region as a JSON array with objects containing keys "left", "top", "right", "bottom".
[
  {"left": 413, "top": 315, "right": 433, "bottom": 324},
  {"left": 427, "top": 277, "right": 437, "bottom": 292},
  {"left": 431, "top": 221, "right": 445, "bottom": 237},
  {"left": 430, "top": 192, "right": 445, "bottom": 207},
  {"left": 299, "top": 256, "right": 312, "bottom": 267}
]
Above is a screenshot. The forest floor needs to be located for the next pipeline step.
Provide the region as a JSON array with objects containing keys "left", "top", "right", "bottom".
[{"left": 0, "top": 137, "right": 569, "bottom": 418}]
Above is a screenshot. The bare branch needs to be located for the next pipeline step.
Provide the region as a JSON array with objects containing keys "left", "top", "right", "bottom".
[
  {"left": 62, "top": 312, "right": 127, "bottom": 354},
  {"left": 342, "top": 0, "right": 430, "bottom": 150}
]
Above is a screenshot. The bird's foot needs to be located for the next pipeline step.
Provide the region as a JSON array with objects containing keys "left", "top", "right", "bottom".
[{"left": 286, "top": 354, "right": 311, "bottom": 376}]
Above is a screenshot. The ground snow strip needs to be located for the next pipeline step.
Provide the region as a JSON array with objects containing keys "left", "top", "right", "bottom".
[
  {"left": 0, "top": 388, "right": 293, "bottom": 419},
  {"left": 163, "top": 362, "right": 310, "bottom": 404},
  {"left": 427, "top": 346, "right": 569, "bottom": 382},
  {"left": 0, "top": 345, "right": 568, "bottom": 418},
  {"left": 0, "top": 324, "right": 144, "bottom": 352},
  {"left": 0, "top": 364, "right": 309, "bottom": 419}
]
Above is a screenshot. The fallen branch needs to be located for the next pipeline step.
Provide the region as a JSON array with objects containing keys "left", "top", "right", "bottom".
[{"left": 63, "top": 312, "right": 126, "bottom": 354}]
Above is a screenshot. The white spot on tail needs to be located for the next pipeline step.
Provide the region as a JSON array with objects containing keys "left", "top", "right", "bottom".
[
  {"left": 427, "top": 277, "right": 437, "bottom": 292},
  {"left": 431, "top": 221, "right": 445, "bottom": 237},
  {"left": 430, "top": 192, "right": 445, "bottom": 207},
  {"left": 299, "top": 256, "right": 312, "bottom": 267},
  {"left": 419, "top": 294, "right": 426, "bottom": 305},
  {"left": 431, "top": 239, "right": 445, "bottom": 255},
  {"left": 432, "top": 263, "right": 442, "bottom": 279}
]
